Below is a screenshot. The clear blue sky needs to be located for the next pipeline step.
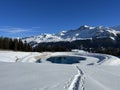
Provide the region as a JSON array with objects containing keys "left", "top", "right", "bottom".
[{"left": 0, "top": 0, "right": 120, "bottom": 37}]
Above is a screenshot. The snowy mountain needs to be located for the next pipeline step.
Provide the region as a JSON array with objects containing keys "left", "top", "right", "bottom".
[
  {"left": 22, "top": 25, "right": 120, "bottom": 45},
  {"left": 111, "top": 25, "right": 120, "bottom": 31}
]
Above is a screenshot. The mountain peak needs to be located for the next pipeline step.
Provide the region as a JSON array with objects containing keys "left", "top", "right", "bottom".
[
  {"left": 83, "top": 25, "right": 89, "bottom": 28},
  {"left": 22, "top": 25, "right": 120, "bottom": 45},
  {"left": 78, "top": 25, "right": 95, "bottom": 30},
  {"left": 79, "top": 25, "right": 89, "bottom": 29}
]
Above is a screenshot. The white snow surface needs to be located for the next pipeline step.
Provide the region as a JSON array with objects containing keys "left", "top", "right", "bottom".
[{"left": 0, "top": 50, "right": 120, "bottom": 90}]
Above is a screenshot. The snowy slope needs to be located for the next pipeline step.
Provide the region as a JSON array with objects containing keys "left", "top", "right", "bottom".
[
  {"left": 0, "top": 51, "right": 40, "bottom": 62},
  {"left": 22, "top": 25, "right": 120, "bottom": 44},
  {"left": 0, "top": 62, "right": 77, "bottom": 90},
  {"left": 0, "top": 50, "right": 120, "bottom": 90}
]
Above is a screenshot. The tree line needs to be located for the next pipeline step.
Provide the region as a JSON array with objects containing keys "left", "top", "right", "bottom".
[
  {"left": 0, "top": 37, "right": 32, "bottom": 51},
  {"left": 1, "top": 36, "right": 120, "bottom": 56},
  {"left": 33, "top": 37, "right": 120, "bottom": 56}
]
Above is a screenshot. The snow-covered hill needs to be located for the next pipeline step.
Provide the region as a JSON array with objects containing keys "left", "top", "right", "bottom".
[
  {"left": 0, "top": 50, "right": 120, "bottom": 90},
  {"left": 22, "top": 25, "right": 120, "bottom": 44}
]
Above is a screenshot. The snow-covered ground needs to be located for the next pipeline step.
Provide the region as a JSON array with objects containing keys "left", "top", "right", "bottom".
[{"left": 0, "top": 50, "right": 120, "bottom": 90}]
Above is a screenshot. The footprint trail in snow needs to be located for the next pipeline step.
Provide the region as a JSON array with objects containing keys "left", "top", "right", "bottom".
[{"left": 68, "top": 65, "right": 85, "bottom": 90}]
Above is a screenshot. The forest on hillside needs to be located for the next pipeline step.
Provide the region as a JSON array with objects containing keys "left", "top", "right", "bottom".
[
  {"left": 33, "top": 37, "right": 120, "bottom": 56},
  {"left": 0, "top": 37, "right": 120, "bottom": 56}
]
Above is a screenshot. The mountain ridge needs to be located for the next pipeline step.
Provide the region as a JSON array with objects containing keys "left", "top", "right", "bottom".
[{"left": 22, "top": 25, "right": 120, "bottom": 45}]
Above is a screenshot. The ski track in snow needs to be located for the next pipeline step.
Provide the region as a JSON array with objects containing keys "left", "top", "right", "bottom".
[
  {"left": 16, "top": 53, "right": 39, "bottom": 62},
  {"left": 68, "top": 65, "right": 85, "bottom": 90},
  {"left": 17, "top": 54, "right": 31, "bottom": 62}
]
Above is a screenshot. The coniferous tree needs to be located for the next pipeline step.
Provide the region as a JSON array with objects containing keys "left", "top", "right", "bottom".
[{"left": 0, "top": 37, "right": 32, "bottom": 52}]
